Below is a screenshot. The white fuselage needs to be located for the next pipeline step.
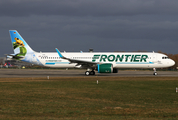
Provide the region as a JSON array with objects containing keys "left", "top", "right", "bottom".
[{"left": 26, "top": 52, "right": 175, "bottom": 69}]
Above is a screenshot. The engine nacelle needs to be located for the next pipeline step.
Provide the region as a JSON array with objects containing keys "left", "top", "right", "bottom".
[
  {"left": 75, "top": 65, "right": 82, "bottom": 68},
  {"left": 97, "top": 63, "right": 113, "bottom": 73}
]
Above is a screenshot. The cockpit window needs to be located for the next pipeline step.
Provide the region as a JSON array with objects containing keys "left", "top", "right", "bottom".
[{"left": 162, "top": 57, "right": 169, "bottom": 59}]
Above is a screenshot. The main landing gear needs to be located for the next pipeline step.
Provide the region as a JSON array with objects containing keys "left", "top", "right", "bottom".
[
  {"left": 153, "top": 68, "right": 157, "bottom": 76},
  {"left": 85, "top": 69, "right": 95, "bottom": 76},
  {"left": 85, "top": 71, "right": 95, "bottom": 76}
]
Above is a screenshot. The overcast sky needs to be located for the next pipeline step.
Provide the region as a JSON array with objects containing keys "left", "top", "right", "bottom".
[{"left": 1, "top": 0, "right": 178, "bottom": 57}]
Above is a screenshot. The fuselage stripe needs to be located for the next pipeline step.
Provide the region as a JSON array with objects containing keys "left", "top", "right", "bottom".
[{"left": 45, "top": 62, "right": 70, "bottom": 65}]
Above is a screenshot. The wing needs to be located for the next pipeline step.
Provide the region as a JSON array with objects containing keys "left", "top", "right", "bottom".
[{"left": 55, "top": 48, "right": 100, "bottom": 68}]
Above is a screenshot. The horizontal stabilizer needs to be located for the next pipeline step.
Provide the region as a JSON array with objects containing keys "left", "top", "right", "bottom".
[{"left": 5, "top": 54, "right": 24, "bottom": 59}]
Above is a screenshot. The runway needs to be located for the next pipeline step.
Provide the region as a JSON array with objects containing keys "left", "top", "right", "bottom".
[{"left": 0, "top": 69, "right": 178, "bottom": 78}]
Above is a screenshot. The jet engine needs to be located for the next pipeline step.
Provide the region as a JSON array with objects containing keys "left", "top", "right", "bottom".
[{"left": 97, "top": 64, "right": 118, "bottom": 73}]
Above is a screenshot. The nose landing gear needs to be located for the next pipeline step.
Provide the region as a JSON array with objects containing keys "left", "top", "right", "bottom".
[{"left": 153, "top": 68, "right": 157, "bottom": 75}]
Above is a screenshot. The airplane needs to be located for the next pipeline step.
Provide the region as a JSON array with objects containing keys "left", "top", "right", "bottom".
[{"left": 8, "top": 30, "right": 175, "bottom": 76}]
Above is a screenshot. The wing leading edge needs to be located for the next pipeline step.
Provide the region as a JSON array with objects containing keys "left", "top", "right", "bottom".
[{"left": 55, "top": 48, "right": 99, "bottom": 68}]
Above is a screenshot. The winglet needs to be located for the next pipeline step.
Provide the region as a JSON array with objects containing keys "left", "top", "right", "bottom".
[{"left": 55, "top": 48, "right": 63, "bottom": 57}]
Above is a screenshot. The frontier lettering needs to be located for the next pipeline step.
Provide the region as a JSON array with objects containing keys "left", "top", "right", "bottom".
[{"left": 92, "top": 54, "right": 148, "bottom": 62}]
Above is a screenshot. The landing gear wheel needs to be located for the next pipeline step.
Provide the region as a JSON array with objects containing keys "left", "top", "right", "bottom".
[
  {"left": 85, "top": 71, "right": 90, "bottom": 76},
  {"left": 90, "top": 71, "right": 95, "bottom": 75},
  {"left": 153, "top": 68, "right": 157, "bottom": 76},
  {"left": 153, "top": 72, "right": 157, "bottom": 76}
]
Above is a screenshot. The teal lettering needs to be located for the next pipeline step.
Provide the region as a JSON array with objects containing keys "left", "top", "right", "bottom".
[
  {"left": 100, "top": 55, "right": 107, "bottom": 62},
  {"left": 116, "top": 55, "right": 124, "bottom": 62},
  {"left": 131, "top": 55, "right": 134, "bottom": 62},
  {"left": 92, "top": 55, "right": 100, "bottom": 62},
  {"left": 92, "top": 54, "right": 148, "bottom": 63},
  {"left": 108, "top": 55, "right": 115, "bottom": 62},
  {"left": 125, "top": 55, "right": 131, "bottom": 62},
  {"left": 134, "top": 55, "right": 141, "bottom": 62},
  {"left": 140, "top": 55, "right": 148, "bottom": 62}
]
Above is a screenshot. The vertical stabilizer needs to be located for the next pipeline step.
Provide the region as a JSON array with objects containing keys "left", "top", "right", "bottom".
[
  {"left": 9, "top": 30, "right": 43, "bottom": 66},
  {"left": 9, "top": 30, "right": 34, "bottom": 57}
]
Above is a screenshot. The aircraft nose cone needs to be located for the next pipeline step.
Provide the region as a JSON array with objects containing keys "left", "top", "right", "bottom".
[{"left": 170, "top": 59, "right": 175, "bottom": 66}]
